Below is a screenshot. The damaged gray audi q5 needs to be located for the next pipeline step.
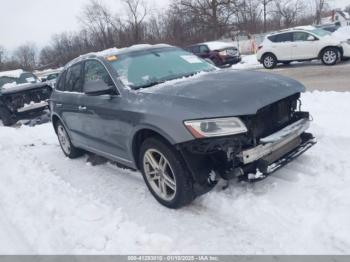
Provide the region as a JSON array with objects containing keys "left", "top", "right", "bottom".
[{"left": 50, "top": 44, "right": 316, "bottom": 208}]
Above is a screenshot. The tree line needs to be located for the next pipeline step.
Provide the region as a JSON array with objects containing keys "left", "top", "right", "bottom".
[{"left": 0, "top": 0, "right": 349, "bottom": 72}]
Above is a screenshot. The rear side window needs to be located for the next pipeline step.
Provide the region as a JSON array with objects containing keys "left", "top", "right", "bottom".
[
  {"left": 269, "top": 33, "right": 293, "bottom": 43},
  {"left": 83, "top": 60, "right": 114, "bottom": 90},
  {"left": 190, "top": 46, "right": 200, "bottom": 54},
  {"left": 199, "top": 45, "right": 210, "bottom": 53},
  {"left": 65, "top": 63, "right": 83, "bottom": 92}
]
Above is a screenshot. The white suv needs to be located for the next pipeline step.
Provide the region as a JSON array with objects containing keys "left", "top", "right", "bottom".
[{"left": 257, "top": 27, "right": 350, "bottom": 69}]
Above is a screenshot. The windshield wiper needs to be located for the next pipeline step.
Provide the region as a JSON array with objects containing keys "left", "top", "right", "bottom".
[{"left": 132, "top": 80, "right": 165, "bottom": 90}]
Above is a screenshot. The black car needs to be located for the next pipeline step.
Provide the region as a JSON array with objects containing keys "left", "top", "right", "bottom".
[
  {"left": 186, "top": 41, "right": 241, "bottom": 67},
  {"left": 50, "top": 44, "right": 316, "bottom": 208},
  {"left": 0, "top": 70, "right": 52, "bottom": 126}
]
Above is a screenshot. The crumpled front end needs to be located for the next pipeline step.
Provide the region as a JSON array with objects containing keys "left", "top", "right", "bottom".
[{"left": 177, "top": 93, "right": 316, "bottom": 195}]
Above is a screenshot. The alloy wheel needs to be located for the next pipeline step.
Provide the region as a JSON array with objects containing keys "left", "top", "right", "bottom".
[
  {"left": 143, "top": 149, "right": 177, "bottom": 201},
  {"left": 264, "top": 56, "right": 274, "bottom": 68},
  {"left": 57, "top": 125, "right": 71, "bottom": 155},
  {"left": 323, "top": 50, "right": 337, "bottom": 64}
]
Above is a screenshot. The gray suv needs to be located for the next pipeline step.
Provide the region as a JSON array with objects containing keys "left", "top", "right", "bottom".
[{"left": 50, "top": 44, "right": 316, "bottom": 208}]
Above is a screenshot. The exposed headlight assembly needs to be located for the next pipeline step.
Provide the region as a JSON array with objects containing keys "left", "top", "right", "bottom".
[{"left": 184, "top": 117, "right": 248, "bottom": 138}]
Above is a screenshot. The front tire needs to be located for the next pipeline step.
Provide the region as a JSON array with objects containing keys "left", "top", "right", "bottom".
[
  {"left": 0, "top": 106, "right": 17, "bottom": 126},
  {"left": 321, "top": 47, "right": 339, "bottom": 65},
  {"left": 139, "top": 137, "right": 194, "bottom": 209},
  {"left": 262, "top": 53, "right": 277, "bottom": 69},
  {"left": 55, "top": 121, "right": 83, "bottom": 158}
]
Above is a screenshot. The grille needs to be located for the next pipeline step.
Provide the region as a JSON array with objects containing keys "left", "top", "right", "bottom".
[{"left": 248, "top": 94, "right": 299, "bottom": 139}]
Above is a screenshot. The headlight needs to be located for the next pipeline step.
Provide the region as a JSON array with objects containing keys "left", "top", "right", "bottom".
[
  {"left": 219, "top": 50, "right": 228, "bottom": 56},
  {"left": 184, "top": 117, "right": 248, "bottom": 138}
]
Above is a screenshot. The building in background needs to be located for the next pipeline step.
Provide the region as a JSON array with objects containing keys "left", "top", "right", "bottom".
[{"left": 321, "top": 10, "right": 350, "bottom": 26}]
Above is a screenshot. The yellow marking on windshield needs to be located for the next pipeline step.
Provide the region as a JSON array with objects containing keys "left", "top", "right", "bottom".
[{"left": 106, "top": 55, "right": 118, "bottom": 62}]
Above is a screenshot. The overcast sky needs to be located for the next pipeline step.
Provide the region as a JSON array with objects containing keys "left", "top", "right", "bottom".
[{"left": 0, "top": 0, "right": 348, "bottom": 51}]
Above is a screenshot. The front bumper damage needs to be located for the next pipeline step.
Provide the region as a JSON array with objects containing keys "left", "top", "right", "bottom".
[{"left": 178, "top": 117, "right": 316, "bottom": 194}]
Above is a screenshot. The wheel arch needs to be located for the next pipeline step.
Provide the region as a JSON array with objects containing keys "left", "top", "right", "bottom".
[
  {"left": 131, "top": 127, "right": 176, "bottom": 170},
  {"left": 318, "top": 46, "right": 343, "bottom": 59},
  {"left": 262, "top": 52, "right": 277, "bottom": 60}
]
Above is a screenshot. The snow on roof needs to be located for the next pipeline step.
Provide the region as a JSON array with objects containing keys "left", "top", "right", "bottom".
[
  {"left": 0, "top": 69, "right": 24, "bottom": 78},
  {"left": 66, "top": 44, "right": 172, "bottom": 68},
  {"left": 200, "top": 41, "right": 236, "bottom": 50},
  {"left": 293, "top": 25, "right": 316, "bottom": 31}
]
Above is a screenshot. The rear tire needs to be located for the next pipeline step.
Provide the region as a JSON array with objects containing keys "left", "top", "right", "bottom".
[
  {"left": 0, "top": 106, "right": 17, "bottom": 126},
  {"left": 321, "top": 47, "right": 339, "bottom": 65},
  {"left": 139, "top": 137, "right": 194, "bottom": 209},
  {"left": 262, "top": 53, "right": 277, "bottom": 69},
  {"left": 55, "top": 121, "right": 83, "bottom": 158}
]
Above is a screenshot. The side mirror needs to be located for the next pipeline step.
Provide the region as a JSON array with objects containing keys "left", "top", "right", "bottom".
[
  {"left": 41, "top": 78, "right": 47, "bottom": 82},
  {"left": 84, "top": 79, "right": 115, "bottom": 96},
  {"left": 307, "top": 35, "right": 317, "bottom": 41}
]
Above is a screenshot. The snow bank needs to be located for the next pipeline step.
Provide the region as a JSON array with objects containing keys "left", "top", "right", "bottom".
[
  {"left": 231, "top": 54, "right": 262, "bottom": 70},
  {"left": 0, "top": 69, "right": 24, "bottom": 78},
  {"left": 1, "top": 91, "right": 350, "bottom": 254}
]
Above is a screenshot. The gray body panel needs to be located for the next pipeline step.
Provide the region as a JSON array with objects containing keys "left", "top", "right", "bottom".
[{"left": 51, "top": 61, "right": 305, "bottom": 170}]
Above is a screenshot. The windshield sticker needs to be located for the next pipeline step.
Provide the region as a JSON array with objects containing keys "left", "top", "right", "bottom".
[
  {"left": 180, "top": 55, "right": 203, "bottom": 64},
  {"left": 106, "top": 55, "right": 118, "bottom": 62},
  {"left": 25, "top": 77, "right": 35, "bottom": 82}
]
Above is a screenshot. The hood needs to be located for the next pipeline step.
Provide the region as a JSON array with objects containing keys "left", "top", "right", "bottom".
[
  {"left": 0, "top": 82, "right": 49, "bottom": 95},
  {"left": 138, "top": 69, "right": 305, "bottom": 118}
]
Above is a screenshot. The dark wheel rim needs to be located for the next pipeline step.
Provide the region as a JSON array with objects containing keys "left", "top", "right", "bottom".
[
  {"left": 57, "top": 125, "right": 71, "bottom": 155},
  {"left": 143, "top": 149, "right": 177, "bottom": 201}
]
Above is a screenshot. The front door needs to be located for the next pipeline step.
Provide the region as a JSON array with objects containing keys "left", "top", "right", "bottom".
[
  {"left": 292, "top": 32, "right": 319, "bottom": 60},
  {"left": 78, "top": 60, "right": 132, "bottom": 163}
]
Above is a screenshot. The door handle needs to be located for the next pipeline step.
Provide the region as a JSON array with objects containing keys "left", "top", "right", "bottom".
[
  {"left": 56, "top": 103, "right": 63, "bottom": 107},
  {"left": 78, "top": 106, "right": 87, "bottom": 111}
]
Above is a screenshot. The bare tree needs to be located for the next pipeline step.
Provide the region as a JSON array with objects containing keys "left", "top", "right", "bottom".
[
  {"left": 260, "top": 0, "right": 274, "bottom": 32},
  {"left": 178, "top": 0, "right": 238, "bottom": 40},
  {"left": 79, "top": 0, "right": 117, "bottom": 49},
  {"left": 273, "top": 0, "right": 305, "bottom": 27},
  {"left": 0, "top": 46, "right": 5, "bottom": 65},
  {"left": 124, "top": 0, "right": 149, "bottom": 44},
  {"left": 314, "top": 0, "right": 327, "bottom": 24},
  {"left": 345, "top": 4, "right": 350, "bottom": 14},
  {"left": 14, "top": 43, "right": 37, "bottom": 71}
]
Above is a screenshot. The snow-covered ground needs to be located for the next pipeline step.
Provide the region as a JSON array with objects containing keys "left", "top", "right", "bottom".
[
  {"left": 1, "top": 91, "right": 350, "bottom": 254},
  {"left": 231, "top": 54, "right": 262, "bottom": 70}
]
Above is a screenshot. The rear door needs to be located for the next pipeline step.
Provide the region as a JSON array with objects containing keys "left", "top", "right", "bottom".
[
  {"left": 269, "top": 32, "right": 294, "bottom": 61},
  {"left": 292, "top": 31, "right": 319, "bottom": 60},
  {"left": 54, "top": 63, "right": 85, "bottom": 145}
]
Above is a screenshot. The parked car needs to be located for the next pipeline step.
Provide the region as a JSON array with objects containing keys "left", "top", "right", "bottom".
[
  {"left": 257, "top": 26, "right": 350, "bottom": 69},
  {"left": 186, "top": 41, "right": 241, "bottom": 67},
  {"left": 315, "top": 23, "right": 340, "bottom": 33},
  {"left": 0, "top": 70, "right": 52, "bottom": 126},
  {"left": 50, "top": 44, "right": 316, "bottom": 208}
]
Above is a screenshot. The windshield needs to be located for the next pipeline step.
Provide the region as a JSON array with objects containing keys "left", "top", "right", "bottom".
[
  {"left": 307, "top": 28, "right": 331, "bottom": 37},
  {"left": 109, "top": 47, "right": 216, "bottom": 89}
]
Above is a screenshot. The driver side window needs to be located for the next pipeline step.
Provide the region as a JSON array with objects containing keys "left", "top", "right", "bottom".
[
  {"left": 293, "top": 32, "right": 310, "bottom": 42},
  {"left": 83, "top": 60, "right": 114, "bottom": 92}
]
